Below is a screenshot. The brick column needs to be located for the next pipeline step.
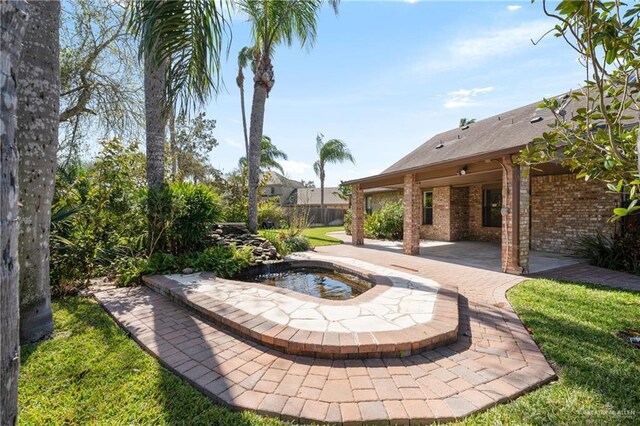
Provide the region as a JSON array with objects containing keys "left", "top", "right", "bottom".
[
  {"left": 519, "top": 165, "right": 530, "bottom": 273},
  {"left": 351, "top": 183, "right": 364, "bottom": 245},
  {"left": 403, "top": 174, "right": 421, "bottom": 255},
  {"left": 501, "top": 156, "right": 524, "bottom": 274}
]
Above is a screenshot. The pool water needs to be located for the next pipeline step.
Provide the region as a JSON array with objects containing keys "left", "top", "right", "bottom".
[{"left": 245, "top": 267, "right": 372, "bottom": 300}]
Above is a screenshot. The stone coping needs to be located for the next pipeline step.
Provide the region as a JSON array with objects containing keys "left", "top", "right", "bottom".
[{"left": 142, "top": 253, "right": 458, "bottom": 358}]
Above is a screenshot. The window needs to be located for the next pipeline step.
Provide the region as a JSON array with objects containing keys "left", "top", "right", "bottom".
[
  {"left": 482, "top": 188, "right": 502, "bottom": 227},
  {"left": 365, "top": 196, "right": 373, "bottom": 215},
  {"left": 423, "top": 191, "right": 433, "bottom": 225}
]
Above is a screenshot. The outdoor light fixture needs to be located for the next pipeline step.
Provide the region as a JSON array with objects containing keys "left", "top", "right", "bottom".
[{"left": 458, "top": 165, "right": 468, "bottom": 176}]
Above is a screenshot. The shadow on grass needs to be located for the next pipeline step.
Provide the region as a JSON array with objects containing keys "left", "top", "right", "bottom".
[{"left": 508, "top": 280, "right": 640, "bottom": 414}]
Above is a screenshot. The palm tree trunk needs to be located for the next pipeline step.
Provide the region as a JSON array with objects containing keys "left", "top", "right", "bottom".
[
  {"left": 238, "top": 72, "right": 249, "bottom": 160},
  {"left": 320, "top": 170, "right": 325, "bottom": 225},
  {"left": 1, "top": 1, "right": 28, "bottom": 421},
  {"left": 169, "top": 108, "right": 177, "bottom": 180},
  {"left": 144, "top": 53, "right": 166, "bottom": 190},
  {"left": 247, "top": 55, "right": 273, "bottom": 233},
  {"left": 16, "top": 0, "right": 59, "bottom": 344}
]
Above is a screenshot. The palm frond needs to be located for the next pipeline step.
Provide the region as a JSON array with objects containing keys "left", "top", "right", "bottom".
[
  {"left": 320, "top": 139, "right": 355, "bottom": 165},
  {"left": 129, "top": 0, "right": 231, "bottom": 114}
]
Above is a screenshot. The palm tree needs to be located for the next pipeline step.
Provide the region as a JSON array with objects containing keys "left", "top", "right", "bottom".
[
  {"left": 236, "top": 46, "right": 255, "bottom": 159},
  {"left": 129, "top": 1, "right": 229, "bottom": 250},
  {"left": 313, "top": 133, "right": 355, "bottom": 224},
  {"left": 237, "top": 0, "right": 338, "bottom": 233},
  {"left": 129, "top": 1, "right": 228, "bottom": 189},
  {"left": 238, "top": 135, "right": 288, "bottom": 175},
  {"left": 459, "top": 117, "right": 476, "bottom": 128},
  {"left": 16, "top": 0, "right": 60, "bottom": 344},
  {"left": 1, "top": 1, "right": 29, "bottom": 420}
]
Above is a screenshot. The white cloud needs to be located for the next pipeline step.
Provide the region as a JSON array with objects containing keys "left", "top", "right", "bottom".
[
  {"left": 280, "top": 160, "right": 312, "bottom": 176},
  {"left": 506, "top": 5, "right": 522, "bottom": 12},
  {"left": 443, "top": 86, "right": 494, "bottom": 109},
  {"left": 412, "top": 20, "right": 551, "bottom": 74}
]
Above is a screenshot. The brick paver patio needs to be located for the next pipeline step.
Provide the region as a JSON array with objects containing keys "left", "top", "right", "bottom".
[
  {"left": 534, "top": 263, "right": 640, "bottom": 292},
  {"left": 94, "top": 244, "right": 557, "bottom": 424}
]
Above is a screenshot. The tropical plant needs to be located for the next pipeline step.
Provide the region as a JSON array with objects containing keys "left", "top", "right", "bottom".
[
  {"left": 237, "top": 0, "right": 338, "bottom": 232},
  {"left": 313, "top": 133, "right": 355, "bottom": 224},
  {"left": 258, "top": 199, "right": 286, "bottom": 228},
  {"left": 520, "top": 0, "right": 639, "bottom": 219},
  {"left": 16, "top": 0, "right": 60, "bottom": 344},
  {"left": 343, "top": 209, "right": 353, "bottom": 235},
  {"left": 334, "top": 181, "right": 352, "bottom": 204},
  {"left": 238, "top": 135, "right": 288, "bottom": 174},
  {"left": 1, "top": 0, "right": 28, "bottom": 421},
  {"left": 128, "top": 0, "right": 230, "bottom": 247},
  {"left": 236, "top": 46, "right": 255, "bottom": 158}
]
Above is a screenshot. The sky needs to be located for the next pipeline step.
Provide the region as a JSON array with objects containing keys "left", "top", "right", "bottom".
[{"left": 205, "top": 0, "right": 586, "bottom": 187}]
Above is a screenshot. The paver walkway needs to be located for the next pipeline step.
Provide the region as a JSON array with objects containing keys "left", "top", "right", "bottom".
[
  {"left": 534, "top": 263, "right": 640, "bottom": 292},
  {"left": 94, "top": 244, "right": 556, "bottom": 424}
]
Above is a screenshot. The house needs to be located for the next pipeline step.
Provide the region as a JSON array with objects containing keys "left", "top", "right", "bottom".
[
  {"left": 294, "top": 187, "right": 349, "bottom": 225},
  {"left": 346, "top": 94, "right": 625, "bottom": 275},
  {"left": 262, "top": 171, "right": 304, "bottom": 206}
]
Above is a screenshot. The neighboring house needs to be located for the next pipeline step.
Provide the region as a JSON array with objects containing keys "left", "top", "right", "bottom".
[
  {"left": 262, "top": 171, "right": 304, "bottom": 206},
  {"left": 293, "top": 187, "right": 349, "bottom": 225},
  {"left": 347, "top": 94, "right": 627, "bottom": 275}
]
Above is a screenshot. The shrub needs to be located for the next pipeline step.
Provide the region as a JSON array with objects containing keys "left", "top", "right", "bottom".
[
  {"left": 117, "top": 245, "right": 254, "bottom": 286},
  {"left": 283, "top": 235, "right": 311, "bottom": 252},
  {"left": 574, "top": 229, "right": 640, "bottom": 275},
  {"left": 364, "top": 201, "right": 403, "bottom": 240},
  {"left": 343, "top": 209, "right": 352, "bottom": 235},
  {"left": 258, "top": 199, "right": 285, "bottom": 228},
  {"left": 260, "top": 230, "right": 289, "bottom": 256},
  {"left": 168, "top": 182, "right": 223, "bottom": 253}
]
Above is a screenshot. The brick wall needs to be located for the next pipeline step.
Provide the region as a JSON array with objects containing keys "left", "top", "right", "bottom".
[
  {"left": 468, "top": 184, "right": 501, "bottom": 243},
  {"left": 531, "top": 174, "right": 619, "bottom": 253},
  {"left": 420, "top": 186, "right": 451, "bottom": 240},
  {"left": 450, "top": 187, "right": 469, "bottom": 240}
]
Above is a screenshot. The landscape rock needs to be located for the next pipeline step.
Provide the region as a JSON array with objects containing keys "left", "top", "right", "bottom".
[{"left": 210, "top": 223, "right": 282, "bottom": 265}]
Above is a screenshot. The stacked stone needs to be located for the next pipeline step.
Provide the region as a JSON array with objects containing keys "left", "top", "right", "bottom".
[{"left": 210, "top": 223, "right": 282, "bottom": 264}]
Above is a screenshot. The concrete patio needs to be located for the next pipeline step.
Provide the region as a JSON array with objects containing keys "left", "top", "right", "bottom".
[
  {"left": 328, "top": 231, "right": 584, "bottom": 274},
  {"left": 94, "top": 243, "right": 558, "bottom": 424}
]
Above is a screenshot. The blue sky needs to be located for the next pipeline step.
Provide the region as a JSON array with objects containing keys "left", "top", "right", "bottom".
[{"left": 205, "top": 0, "right": 585, "bottom": 187}]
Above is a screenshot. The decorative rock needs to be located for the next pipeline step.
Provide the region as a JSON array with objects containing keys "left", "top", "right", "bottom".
[
  {"left": 182, "top": 268, "right": 194, "bottom": 274},
  {"left": 209, "top": 223, "right": 282, "bottom": 265}
]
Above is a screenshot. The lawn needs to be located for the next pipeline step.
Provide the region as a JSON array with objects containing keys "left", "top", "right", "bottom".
[
  {"left": 301, "top": 226, "right": 343, "bottom": 247},
  {"left": 19, "top": 279, "right": 639, "bottom": 424}
]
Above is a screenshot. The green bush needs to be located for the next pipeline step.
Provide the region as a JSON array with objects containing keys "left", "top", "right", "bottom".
[
  {"left": 168, "top": 182, "right": 222, "bottom": 253},
  {"left": 283, "top": 235, "right": 311, "bottom": 252},
  {"left": 260, "top": 230, "right": 289, "bottom": 256},
  {"left": 343, "top": 209, "right": 352, "bottom": 235},
  {"left": 364, "top": 201, "right": 403, "bottom": 240},
  {"left": 118, "top": 245, "right": 254, "bottom": 286},
  {"left": 258, "top": 199, "right": 285, "bottom": 228}
]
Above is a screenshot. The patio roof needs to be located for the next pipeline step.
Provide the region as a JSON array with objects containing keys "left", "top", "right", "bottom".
[{"left": 346, "top": 92, "right": 579, "bottom": 188}]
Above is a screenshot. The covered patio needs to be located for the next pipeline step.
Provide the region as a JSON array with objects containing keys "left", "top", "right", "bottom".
[{"left": 328, "top": 231, "right": 583, "bottom": 274}]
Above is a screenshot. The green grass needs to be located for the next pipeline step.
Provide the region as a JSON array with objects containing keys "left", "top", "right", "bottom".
[
  {"left": 19, "top": 279, "right": 639, "bottom": 424},
  {"left": 19, "top": 298, "right": 287, "bottom": 426},
  {"left": 301, "top": 226, "right": 343, "bottom": 247}
]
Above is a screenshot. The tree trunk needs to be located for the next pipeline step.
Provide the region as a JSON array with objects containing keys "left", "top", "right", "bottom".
[
  {"left": 239, "top": 75, "right": 249, "bottom": 160},
  {"left": 144, "top": 53, "right": 166, "bottom": 191},
  {"left": 247, "top": 55, "right": 273, "bottom": 233},
  {"left": 169, "top": 109, "right": 177, "bottom": 180},
  {"left": 16, "top": 0, "right": 59, "bottom": 345},
  {"left": 320, "top": 169, "right": 325, "bottom": 225},
  {"left": 1, "top": 2, "right": 28, "bottom": 422}
]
